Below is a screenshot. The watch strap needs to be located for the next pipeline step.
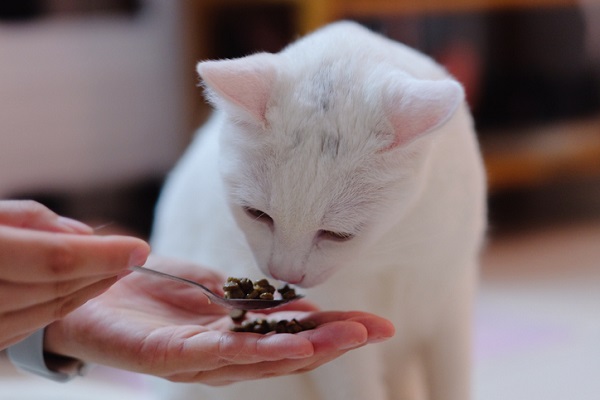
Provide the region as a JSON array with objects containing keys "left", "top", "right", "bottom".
[{"left": 7, "top": 328, "right": 85, "bottom": 382}]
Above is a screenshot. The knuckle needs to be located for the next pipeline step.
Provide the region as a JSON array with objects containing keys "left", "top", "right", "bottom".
[
  {"left": 261, "top": 370, "right": 279, "bottom": 379},
  {"left": 20, "top": 200, "right": 53, "bottom": 221},
  {"left": 166, "top": 372, "right": 227, "bottom": 385},
  {"left": 46, "top": 242, "right": 78, "bottom": 277},
  {"left": 167, "top": 373, "right": 197, "bottom": 383},
  {"left": 54, "top": 296, "right": 78, "bottom": 319},
  {"left": 296, "top": 366, "right": 314, "bottom": 374},
  {"left": 53, "top": 279, "right": 78, "bottom": 298}
]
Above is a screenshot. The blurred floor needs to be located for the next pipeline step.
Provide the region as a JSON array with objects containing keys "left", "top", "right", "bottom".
[
  {"left": 2, "top": 216, "right": 600, "bottom": 399},
  {"left": 474, "top": 217, "right": 600, "bottom": 400},
  {"left": 0, "top": 358, "right": 156, "bottom": 400}
]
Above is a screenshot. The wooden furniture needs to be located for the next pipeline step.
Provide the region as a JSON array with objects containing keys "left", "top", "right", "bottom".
[
  {"left": 193, "top": 0, "right": 580, "bottom": 33},
  {"left": 483, "top": 118, "right": 600, "bottom": 192}
]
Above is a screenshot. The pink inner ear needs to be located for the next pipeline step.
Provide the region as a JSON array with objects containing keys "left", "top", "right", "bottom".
[
  {"left": 197, "top": 53, "right": 277, "bottom": 123},
  {"left": 385, "top": 79, "right": 464, "bottom": 149}
]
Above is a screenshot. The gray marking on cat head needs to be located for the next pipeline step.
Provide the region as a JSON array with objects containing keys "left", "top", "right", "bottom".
[
  {"left": 320, "top": 131, "right": 341, "bottom": 158},
  {"left": 291, "top": 129, "right": 303, "bottom": 148},
  {"left": 314, "top": 67, "right": 334, "bottom": 112}
]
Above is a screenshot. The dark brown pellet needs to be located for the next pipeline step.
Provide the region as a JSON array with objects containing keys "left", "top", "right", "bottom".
[
  {"left": 224, "top": 276, "right": 307, "bottom": 334},
  {"left": 231, "top": 318, "right": 316, "bottom": 334},
  {"left": 277, "top": 284, "right": 297, "bottom": 300},
  {"left": 229, "top": 309, "right": 247, "bottom": 322},
  {"left": 223, "top": 276, "right": 297, "bottom": 302}
]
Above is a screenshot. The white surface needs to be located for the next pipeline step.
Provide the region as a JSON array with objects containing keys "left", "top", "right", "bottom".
[
  {"left": 0, "top": 0, "right": 187, "bottom": 196},
  {"left": 474, "top": 220, "right": 600, "bottom": 400},
  {"left": 0, "top": 363, "right": 157, "bottom": 400},
  {"left": 0, "top": 378, "right": 154, "bottom": 400}
]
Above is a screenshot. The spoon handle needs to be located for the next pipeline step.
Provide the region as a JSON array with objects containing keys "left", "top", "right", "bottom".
[{"left": 129, "top": 266, "right": 217, "bottom": 296}]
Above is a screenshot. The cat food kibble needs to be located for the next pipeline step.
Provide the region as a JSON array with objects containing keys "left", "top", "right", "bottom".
[
  {"left": 224, "top": 277, "right": 313, "bottom": 334},
  {"left": 223, "top": 277, "right": 298, "bottom": 301},
  {"left": 228, "top": 308, "right": 247, "bottom": 323},
  {"left": 277, "top": 284, "right": 297, "bottom": 300},
  {"left": 232, "top": 318, "right": 317, "bottom": 334}
]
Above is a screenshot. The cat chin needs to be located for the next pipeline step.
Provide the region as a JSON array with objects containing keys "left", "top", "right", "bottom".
[{"left": 293, "top": 279, "right": 324, "bottom": 289}]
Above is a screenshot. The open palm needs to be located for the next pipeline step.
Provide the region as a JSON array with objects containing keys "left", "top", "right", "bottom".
[{"left": 45, "top": 257, "right": 395, "bottom": 385}]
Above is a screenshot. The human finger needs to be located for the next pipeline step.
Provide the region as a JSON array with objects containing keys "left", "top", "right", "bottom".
[
  {"left": 150, "top": 316, "right": 377, "bottom": 377},
  {"left": 0, "top": 275, "right": 116, "bottom": 312},
  {"left": 135, "top": 328, "right": 315, "bottom": 377},
  {"left": 0, "top": 276, "right": 118, "bottom": 340},
  {"left": 176, "top": 312, "right": 395, "bottom": 383},
  {"left": 0, "top": 226, "right": 150, "bottom": 283},
  {"left": 262, "top": 298, "right": 321, "bottom": 313},
  {"left": 193, "top": 311, "right": 395, "bottom": 369},
  {"left": 163, "top": 320, "right": 372, "bottom": 384},
  {"left": 300, "top": 311, "right": 396, "bottom": 344},
  {"left": 0, "top": 200, "right": 92, "bottom": 234}
]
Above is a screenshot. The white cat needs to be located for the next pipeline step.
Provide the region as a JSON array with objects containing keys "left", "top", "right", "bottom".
[{"left": 151, "top": 21, "right": 486, "bottom": 400}]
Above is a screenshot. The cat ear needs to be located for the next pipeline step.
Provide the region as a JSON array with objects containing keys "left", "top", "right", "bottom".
[
  {"left": 197, "top": 53, "right": 278, "bottom": 124},
  {"left": 383, "top": 78, "right": 464, "bottom": 150}
]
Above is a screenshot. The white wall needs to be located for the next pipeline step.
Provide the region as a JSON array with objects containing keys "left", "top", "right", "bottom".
[{"left": 0, "top": 0, "right": 187, "bottom": 196}]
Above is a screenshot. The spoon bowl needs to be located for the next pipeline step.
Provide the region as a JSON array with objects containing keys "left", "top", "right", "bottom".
[{"left": 130, "top": 266, "right": 303, "bottom": 310}]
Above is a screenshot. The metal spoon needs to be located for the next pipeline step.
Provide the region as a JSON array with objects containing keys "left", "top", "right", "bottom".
[{"left": 130, "top": 265, "right": 304, "bottom": 310}]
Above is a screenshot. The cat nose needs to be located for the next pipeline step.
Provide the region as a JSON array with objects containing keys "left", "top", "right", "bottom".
[
  {"left": 284, "top": 276, "right": 304, "bottom": 284},
  {"left": 269, "top": 268, "right": 305, "bottom": 284}
]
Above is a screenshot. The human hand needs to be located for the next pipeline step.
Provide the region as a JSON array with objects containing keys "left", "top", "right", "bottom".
[
  {"left": 0, "top": 200, "right": 150, "bottom": 350},
  {"left": 44, "top": 256, "right": 395, "bottom": 385}
]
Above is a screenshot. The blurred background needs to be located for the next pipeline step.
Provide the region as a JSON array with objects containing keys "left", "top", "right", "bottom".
[{"left": 1, "top": 0, "right": 600, "bottom": 399}]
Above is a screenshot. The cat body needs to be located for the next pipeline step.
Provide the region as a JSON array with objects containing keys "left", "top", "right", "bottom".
[{"left": 151, "top": 21, "right": 486, "bottom": 400}]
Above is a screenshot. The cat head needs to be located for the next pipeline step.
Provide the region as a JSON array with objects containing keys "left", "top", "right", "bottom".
[{"left": 197, "top": 50, "right": 463, "bottom": 287}]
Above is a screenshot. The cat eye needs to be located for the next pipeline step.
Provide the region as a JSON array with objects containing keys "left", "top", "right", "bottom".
[
  {"left": 243, "top": 207, "right": 273, "bottom": 224},
  {"left": 318, "top": 230, "right": 355, "bottom": 242}
]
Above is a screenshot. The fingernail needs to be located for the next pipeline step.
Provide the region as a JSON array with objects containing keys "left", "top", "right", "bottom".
[
  {"left": 337, "top": 338, "right": 367, "bottom": 350},
  {"left": 57, "top": 216, "right": 94, "bottom": 234},
  {"left": 367, "top": 336, "right": 393, "bottom": 344},
  {"left": 287, "top": 350, "right": 314, "bottom": 359},
  {"left": 128, "top": 245, "right": 150, "bottom": 267}
]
